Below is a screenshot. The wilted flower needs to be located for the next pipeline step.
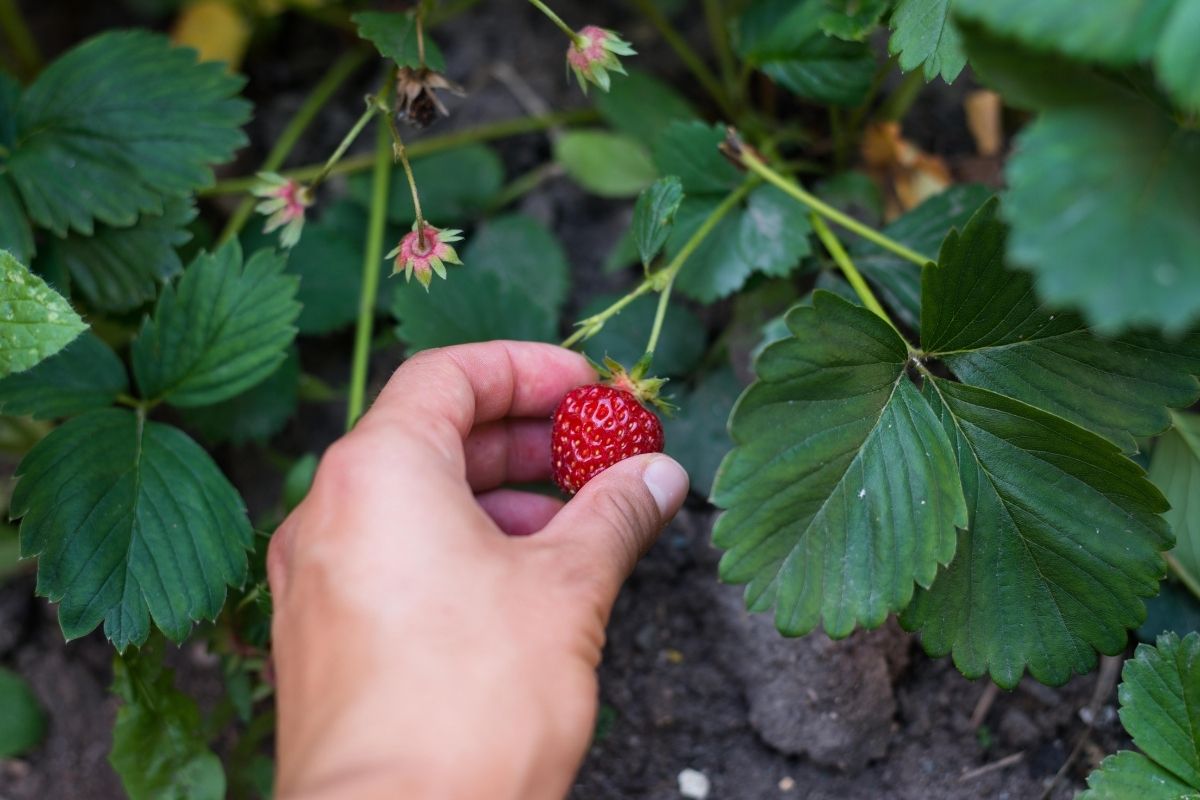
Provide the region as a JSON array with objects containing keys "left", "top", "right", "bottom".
[
  {"left": 395, "top": 66, "right": 466, "bottom": 129},
  {"left": 566, "top": 26, "right": 635, "bottom": 93},
  {"left": 387, "top": 223, "right": 464, "bottom": 289},
  {"left": 251, "top": 172, "right": 313, "bottom": 248}
]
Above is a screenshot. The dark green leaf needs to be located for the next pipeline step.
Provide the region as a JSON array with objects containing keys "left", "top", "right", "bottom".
[
  {"left": 603, "top": 228, "right": 639, "bottom": 274},
  {"left": 712, "top": 293, "right": 966, "bottom": 638},
  {"left": 1156, "top": 2, "right": 1200, "bottom": 114},
  {"left": 888, "top": 0, "right": 967, "bottom": 82},
  {"left": 852, "top": 183, "right": 993, "bottom": 328},
  {"left": 47, "top": 197, "right": 195, "bottom": 312},
  {"left": 555, "top": 131, "right": 658, "bottom": 198},
  {"left": 903, "top": 379, "right": 1172, "bottom": 688},
  {"left": 579, "top": 292, "right": 706, "bottom": 377},
  {"left": 0, "top": 250, "right": 86, "bottom": 378},
  {"left": 593, "top": 69, "right": 698, "bottom": 147},
  {"left": 653, "top": 121, "right": 741, "bottom": 195},
  {"left": 761, "top": 42, "right": 876, "bottom": 106},
  {"left": 350, "top": 145, "right": 503, "bottom": 225},
  {"left": 1117, "top": 632, "right": 1200, "bottom": 788},
  {"left": 352, "top": 10, "right": 445, "bottom": 71},
  {"left": 460, "top": 214, "right": 569, "bottom": 317},
  {"left": 1002, "top": 100, "right": 1200, "bottom": 333},
  {"left": 283, "top": 453, "right": 318, "bottom": 513},
  {"left": 1149, "top": 413, "right": 1200, "bottom": 583},
  {"left": 9, "top": 31, "right": 249, "bottom": 236},
  {"left": 922, "top": 200, "right": 1200, "bottom": 451},
  {"left": 819, "top": 0, "right": 891, "bottom": 41},
  {"left": 0, "top": 667, "right": 45, "bottom": 758},
  {"left": 1139, "top": 581, "right": 1200, "bottom": 644},
  {"left": 0, "top": 71, "right": 18, "bottom": 147},
  {"left": 13, "top": 409, "right": 253, "bottom": 649},
  {"left": 133, "top": 242, "right": 300, "bottom": 407},
  {"left": 669, "top": 186, "right": 811, "bottom": 303},
  {"left": 110, "top": 641, "right": 225, "bottom": 799},
  {"left": 0, "top": 332, "right": 128, "bottom": 418},
  {"left": 956, "top": 0, "right": 1172, "bottom": 66},
  {"left": 0, "top": 176, "right": 34, "bottom": 264},
  {"left": 392, "top": 269, "right": 556, "bottom": 353},
  {"left": 665, "top": 366, "right": 744, "bottom": 498},
  {"left": 817, "top": 170, "right": 884, "bottom": 227},
  {"left": 180, "top": 349, "right": 299, "bottom": 446},
  {"left": 632, "top": 176, "right": 684, "bottom": 267},
  {"left": 1081, "top": 751, "right": 1195, "bottom": 800}
]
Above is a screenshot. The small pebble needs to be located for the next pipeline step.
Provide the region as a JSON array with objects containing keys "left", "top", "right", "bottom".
[
  {"left": 678, "top": 768, "right": 710, "bottom": 799},
  {"left": 779, "top": 776, "right": 796, "bottom": 792}
]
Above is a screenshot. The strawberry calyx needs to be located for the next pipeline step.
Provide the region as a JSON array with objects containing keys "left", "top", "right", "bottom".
[{"left": 590, "top": 355, "right": 675, "bottom": 415}]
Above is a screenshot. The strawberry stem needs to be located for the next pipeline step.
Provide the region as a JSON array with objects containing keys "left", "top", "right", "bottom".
[
  {"left": 385, "top": 107, "right": 428, "bottom": 248},
  {"left": 809, "top": 213, "right": 908, "bottom": 344},
  {"left": 526, "top": 0, "right": 582, "bottom": 45}
]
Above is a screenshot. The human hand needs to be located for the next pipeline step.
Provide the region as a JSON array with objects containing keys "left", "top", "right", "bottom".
[{"left": 267, "top": 341, "right": 689, "bottom": 799}]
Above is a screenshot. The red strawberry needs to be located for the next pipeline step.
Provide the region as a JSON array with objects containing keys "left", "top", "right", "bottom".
[{"left": 551, "top": 384, "right": 664, "bottom": 494}]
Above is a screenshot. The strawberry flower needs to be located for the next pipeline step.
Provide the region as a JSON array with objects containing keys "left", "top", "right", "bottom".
[
  {"left": 387, "top": 223, "right": 464, "bottom": 290},
  {"left": 252, "top": 172, "right": 313, "bottom": 249},
  {"left": 567, "top": 26, "right": 635, "bottom": 93}
]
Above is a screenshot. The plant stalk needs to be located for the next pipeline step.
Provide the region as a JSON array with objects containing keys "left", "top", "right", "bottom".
[
  {"left": 0, "top": 0, "right": 41, "bottom": 79},
  {"left": 386, "top": 114, "right": 428, "bottom": 245},
  {"left": 525, "top": 0, "right": 581, "bottom": 44},
  {"left": 345, "top": 119, "right": 394, "bottom": 431},
  {"left": 218, "top": 48, "right": 369, "bottom": 245},
  {"left": 739, "top": 150, "right": 930, "bottom": 267},
  {"left": 626, "top": 0, "right": 735, "bottom": 119},
  {"left": 702, "top": 0, "right": 738, "bottom": 105},
  {"left": 312, "top": 97, "right": 383, "bottom": 191},
  {"left": 200, "top": 110, "right": 598, "bottom": 196},
  {"left": 810, "top": 213, "right": 899, "bottom": 335}
]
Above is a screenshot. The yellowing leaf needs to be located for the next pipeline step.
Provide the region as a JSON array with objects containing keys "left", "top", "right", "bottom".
[{"left": 171, "top": 0, "right": 251, "bottom": 70}]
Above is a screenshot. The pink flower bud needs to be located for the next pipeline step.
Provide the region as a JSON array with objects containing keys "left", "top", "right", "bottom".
[
  {"left": 567, "top": 26, "right": 635, "bottom": 94},
  {"left": 251, "top": 172, "right": 313, "bottom": 249},
  {"left": 386, "top": 223, "right": 464, "bottom": 290}
]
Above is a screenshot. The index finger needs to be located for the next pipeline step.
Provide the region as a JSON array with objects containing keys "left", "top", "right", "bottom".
[{"left": 360, "top": 340, "right": 595, "bottom": 441}]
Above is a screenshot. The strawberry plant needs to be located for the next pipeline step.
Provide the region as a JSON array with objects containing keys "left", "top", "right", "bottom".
[{"left": 0, "top": 0, "right": 1198, "bottom": 796}]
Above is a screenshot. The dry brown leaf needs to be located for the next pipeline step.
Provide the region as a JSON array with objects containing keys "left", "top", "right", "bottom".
[
  {"left": 965, "top": 90, "right": 1004, "bottom": 156},
  {"left": 860, "top": 121, "right": 952, "bottom": 220}
]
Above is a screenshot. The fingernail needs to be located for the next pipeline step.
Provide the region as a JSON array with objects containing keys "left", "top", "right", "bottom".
[{"left": 643, "top": 457, "right": 689, "bottom": 517}]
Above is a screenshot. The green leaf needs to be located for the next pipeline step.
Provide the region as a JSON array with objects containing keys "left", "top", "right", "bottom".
[
  {"left": 180, "top": 349, "right": 299, "bottom": 446},
  {"left": 0, "top": 667, "right": 45, "bottom": 758},
  {"left": 9, "top": 31, "right": 249, "bottom": 236},
  {"left": 350, "top": 145, "right": 503, "bottom": 225},
  {"left": 352, "top": 10, "right": 445, "bottom": 71},
  {"left": 460, "top": 214, "right": 569, "bottom": 317},
  {"left": 922, "top": 200, "right": 1200, "bottom": 451},
  {"left": 668, "top": 186, "right": 811, "bottom": 303},
  {"left": 652, "top": 121, "right": 741, "bottom": 195},
  {"left": 579, "top": 292, "right": 706, "bottom": 377},
  {"left": 133, "top": 242, "right": 300, "bottom": 407},
  {"left": 1156, "top": 1, "right": 1200, "bottom": 114},
  {"left": 0, "top": 332, "right": 128, "bottom": 418},
  {"left": 903, "top": 379, "right": 1172, "bottom": 688},
  {"left": 712, "top": 293, "right": 966, "bottom": 638},
  {"left": 283, "top": 453, "right": 319, "bottom": 513},
  {"left": 1140, "top": 580, "right": 1200, "bottom": 643},
  {"left": 853, "top": 184, "right": 992, "bottom": 329},
  {"left": 632, "top": 176, "right": 684, "bottom": 268},
  {"left": 1081, "top": 751, "right": 1196, "bottom": 800},
  {"left": 956, "top": 0, "right": 1172, "bottom": 67},
  {"left": 1149, "top": 413, "right": 1200, "bottom": 583},
  {"left": 393, "top": 269, "right": 556, "bottom": 353},
  {"left": 0, "top": 250, "right": 86, "bottom": 379},
  {"left": 819, "top": 0, "right": 891, "bottom": 41},
  {"left": 0, "top": 71, "right": 18, "bottom": 147},
  {"left": 887, "top": 0, "right": 966, "bottom": 82},
  {"left": 1002, "top": 100, "right": 1200, "bottom": 333},
  {"left": 665, "top": 366, "right": 744, "bottom": 498},
  {"left": 592, "top": 69, "right": 698, "bottom": 147},
  {"left": 555, "top": 131, "right": 658, "bottom": 198},
  {"left": 46, "top": 197, "right": 196, "bottom": 313},
  {"left": 13, "top": 409, "right": 253, "bottom": 649},
  {"left": 1118, "top": 632, "right": 1200, "bottom": 788},
  {"left": 603, "top": 228, "right": 639, "bottom": 274},
  {"left": 110, "top": 641, "right": 225, "bottom": 800},
  {"left": 0, "top": 176, "right": 34, "bottom": 264}
]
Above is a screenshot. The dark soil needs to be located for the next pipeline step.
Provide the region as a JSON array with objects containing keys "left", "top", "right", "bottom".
[{"left": 0, "top": 1, "right": 1127, "bottom": 799}]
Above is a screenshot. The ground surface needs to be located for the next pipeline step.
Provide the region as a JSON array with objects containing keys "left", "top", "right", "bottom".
[{"left": 0, "top": 1, "right": 1133, "bottom": 798}]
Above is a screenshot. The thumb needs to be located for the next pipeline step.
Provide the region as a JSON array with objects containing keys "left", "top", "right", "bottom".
[{"left": 540, "top": 454, "right": 689, "bottom": 606}]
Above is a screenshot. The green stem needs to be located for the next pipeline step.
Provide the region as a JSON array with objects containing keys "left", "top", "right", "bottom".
[
  {"left": 485, "top": 162, "right": 562, "bottom": 214},
  {"left": 645, "top": 279, "right": 672, "bottom": 357},
  {"left": 879, "top": 67, "right": 926, "bottom": 122},
  {"left": 218, "top": 48, "right": 369, "bottom": 245},
  {"left": 345, "top": 119, "right": 394, "bottom": 431},
  {"left": 703, "top": 0, "right": 738, "bottom": 105},
  {"left": 312, "top": 97, "right": 383, "bottom": 191},
  {"left": 199, "top": 110, "right": 598, "bottom": 196},
  {"left": 526, "top": 0, "right": 581, "bottom": 44},
  {"left": 563, "top": 182, "right": 752, "bottom": 351},
  {"left": 810, "top": 214, "right": 899, "bottom": 335},
  {"left": 1166, "top": 552, "right": 1200, "bottom": 602},
  {"left": 385, "top": 113, "right": 427, "bottom": 243},
  {"left": 740, "top": 151, "right": 930, "bottom": 267},
  {"left": 0, "top": 0, "right": 41, "bottom": 78},
  {"left": 627, "top": 0, "right": 735, "bottom": 119}
]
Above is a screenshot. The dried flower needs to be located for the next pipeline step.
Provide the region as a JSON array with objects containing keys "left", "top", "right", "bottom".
[
  {"left": 395, "top": 66, "right": 466, "bottom": 129},
  {"left": 566, "top": 26, "right": 635, "bottom": 93},
  {"left": 251, "top": 172, "right": 313, "bottom": 248},
  {"left": 387, "top": 223, "right": 464, "bottom": 289}
]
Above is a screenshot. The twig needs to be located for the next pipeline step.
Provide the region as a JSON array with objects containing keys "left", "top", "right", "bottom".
[
  {"left": 969, "top": 682, "right": 1001, "bottom": 730},
  {"left": 959, "top": 751, "right": 1025, "bottom": 782}
]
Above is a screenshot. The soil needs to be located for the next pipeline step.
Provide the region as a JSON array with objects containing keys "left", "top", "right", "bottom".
[{"left": 0, "top": 1, "right": 1128, "bottom": 799}]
